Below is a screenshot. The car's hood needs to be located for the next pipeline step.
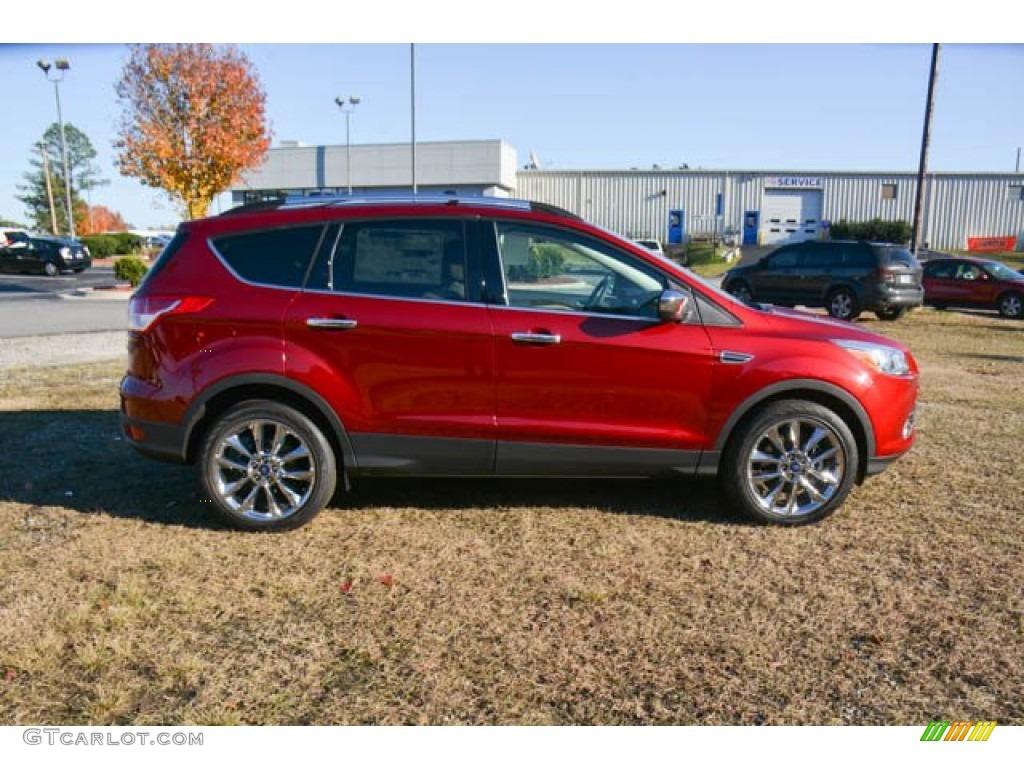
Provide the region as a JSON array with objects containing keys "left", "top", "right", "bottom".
[{"left": 761, "top": 304, "right": 912, "bottom": 352}]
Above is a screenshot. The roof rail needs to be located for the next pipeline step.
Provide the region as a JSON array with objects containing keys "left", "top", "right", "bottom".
[{"left": 221, "top": 194, "right": 581, "bottom": 220}]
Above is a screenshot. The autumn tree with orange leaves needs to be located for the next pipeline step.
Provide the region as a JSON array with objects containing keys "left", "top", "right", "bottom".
[
  {"left": 114, "top": 45, "right": 271, "bottom": 220},
  {"left": 78, "top": 204, "right": 128, "bottom": 235}
]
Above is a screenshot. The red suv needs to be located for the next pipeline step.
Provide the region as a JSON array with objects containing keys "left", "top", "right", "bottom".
[{"left": 121, "top": 197, "right": 919, "bottom": 530}]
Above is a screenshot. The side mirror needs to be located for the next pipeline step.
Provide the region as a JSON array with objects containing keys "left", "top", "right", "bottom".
[{"left": 657, "top": 289, "right": 695, "bottom": 323}]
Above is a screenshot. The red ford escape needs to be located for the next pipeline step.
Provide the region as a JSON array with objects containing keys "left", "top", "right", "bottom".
[{"left": 121, "top": 197, "right": 919, "bottom": 530}]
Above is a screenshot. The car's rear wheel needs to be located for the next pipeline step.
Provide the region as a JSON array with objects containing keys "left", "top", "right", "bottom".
[
  {"left": 875, "top": 306, "right": 906, "bottom": 321},
  {"left": 42, "top": 261, "right": 59, "bottom": 277},
  {"left": 826, "top": 287, "right": 860, "bottom": 320},
  {"left": 998, "top": 291, "right": 1022, "bottom": 319},
  {"left": 727, "top": 280, "right": 754, "bottom": 304},
  {"left": 720, "top": 400, "right": 859, "bottom": 525},
  {"left": 196, "top": 400, "right": 337, "bottom": 531}
]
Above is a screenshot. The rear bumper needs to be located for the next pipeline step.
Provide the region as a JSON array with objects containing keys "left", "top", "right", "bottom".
[
  {"left": 870, "top": 285, "right": 924, "bottom": 309},
  {"left": 121, "top": 415, "right": 188, "bottom": 463}
]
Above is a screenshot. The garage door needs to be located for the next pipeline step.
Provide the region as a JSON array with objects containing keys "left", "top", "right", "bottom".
[{"left": 762, "top": 190, "right": 823, "bottom": 245}]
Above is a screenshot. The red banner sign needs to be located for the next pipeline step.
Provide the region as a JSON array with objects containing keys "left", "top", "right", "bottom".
[{"left": 967, "top": 236, "right": 1017, "bottom": 252}]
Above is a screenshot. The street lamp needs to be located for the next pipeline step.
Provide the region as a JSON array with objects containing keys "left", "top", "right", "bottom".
[
  {"left": 334, "top": 96, "right": 360, "bottom": 195},
  {"left": 37, "top": 58, "right": 76, "bottom": 239}
]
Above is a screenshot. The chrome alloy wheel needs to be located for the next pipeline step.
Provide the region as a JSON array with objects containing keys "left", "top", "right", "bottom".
[
  {"left": 210, "top": 419, "right": 316, "bottom": 521},
  {"left": 745, "top": 417, "right": 846, "bottom": 518}
]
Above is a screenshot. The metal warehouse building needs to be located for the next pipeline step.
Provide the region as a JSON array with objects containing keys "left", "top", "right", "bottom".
[
  {"left": 517, "top": 169, "right": 1024, "bottom": 251},
  {"left": 230, "top": 141, "right": 1024, "bottom": 251}
]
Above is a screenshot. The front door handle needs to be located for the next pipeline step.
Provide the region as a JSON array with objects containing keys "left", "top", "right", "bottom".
[
  {"left": 511, "top": 331, "right": 561, "bottom": 345},
  {"left": 306, "top": 317, "right": 358, "bottom": 330}
]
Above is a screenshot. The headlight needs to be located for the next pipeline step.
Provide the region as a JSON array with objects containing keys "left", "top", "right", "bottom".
[
  {"left": 832, "top": 339, "right": 910, "bottom": 376},
  {"left": 59, "top": 246, "right": 71, "bottom": 258}
]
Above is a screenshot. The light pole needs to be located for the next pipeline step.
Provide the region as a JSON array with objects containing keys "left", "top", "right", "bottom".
[
  {"left": 37, "top": 58, "right": 75, "bottom": 239},
  {"left": 334, "top": 96, "right": 360, "bottom": 195}
]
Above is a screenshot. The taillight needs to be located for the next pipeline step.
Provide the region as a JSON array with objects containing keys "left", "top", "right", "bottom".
[
  {"left": 876, "top": 268, "right": 897, "bottom": 285},
  {"left": 128, "top": 296, "right": 213, "bottom": 332}
]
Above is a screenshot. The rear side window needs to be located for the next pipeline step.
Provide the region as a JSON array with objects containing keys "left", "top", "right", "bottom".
[
  {"left": 845, "top": 245, "right": 875, "bottom": 268},
  {"left": 924, "top": 261, "right": 955, "bottom": 279},
  {"left": 212, "top": 225, "right": 324, "bottom": 287},
  {"left": 332, "top": 219, "right": 468, "bottom": 301},
  {"left": 803, "top": 244, "right": 842, "bottom": 267}
]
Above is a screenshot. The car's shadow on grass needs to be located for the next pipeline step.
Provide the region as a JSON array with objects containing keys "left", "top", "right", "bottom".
[
  {"left": 0, "top": 410, "right": 212, "bottom": 530},
  {"left": 340, "top": 475, "right": 739, "bottom": 525},
  {"left": 0, "top": 409, "right": 743, "bottom": 530}
]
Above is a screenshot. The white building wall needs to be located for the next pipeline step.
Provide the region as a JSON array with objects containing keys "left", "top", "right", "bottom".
[{"left": 236, "top": 140, "right": 517, "bottom": 196}]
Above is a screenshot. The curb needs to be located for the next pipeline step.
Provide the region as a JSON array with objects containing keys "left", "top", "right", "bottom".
[{"left": 57, "top": 285, "right": 133, "bottom": 301}]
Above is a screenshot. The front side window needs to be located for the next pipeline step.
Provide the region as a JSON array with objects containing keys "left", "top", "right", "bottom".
[
  {"left": 333, "top": 219, "right": 468, "bottom": 301},
  {"left": 495, "top": 222, "right": 666, "bottom": 318},
  {"left": 767, "top": 249, "right": 800, "bottom": 268},
  {"left": 955, "top": 263, "right": 983, "bottom": 281}
]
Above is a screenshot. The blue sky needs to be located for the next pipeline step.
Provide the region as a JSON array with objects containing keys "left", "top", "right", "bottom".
[{"left": 1, "top": 42, "right": 1022, "bottom": 229}]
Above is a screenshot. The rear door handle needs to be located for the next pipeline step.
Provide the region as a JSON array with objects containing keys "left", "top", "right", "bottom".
[
  {"left": 511, "top": 332, "right": 561, "bottom": 345},
  {"left": 306, "top": 317, "right": 358, "bottom": 330}
]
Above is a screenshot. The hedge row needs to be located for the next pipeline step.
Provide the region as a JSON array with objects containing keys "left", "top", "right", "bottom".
[
  {"left": 829, "top": 218, "right": 912, "bottom": 245},
  {"left": 79, "top": 233, "right": 144, "bottom": 258}
]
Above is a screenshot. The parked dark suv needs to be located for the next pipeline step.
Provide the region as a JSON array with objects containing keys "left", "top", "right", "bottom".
[
  {"left": 121, "top": 197, "right": 919, "bottom": 531},
  {"left": 721, "top": 240, "right": 924, "bottom": 321}
]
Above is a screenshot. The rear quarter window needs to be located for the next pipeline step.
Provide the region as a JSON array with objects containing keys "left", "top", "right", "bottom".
[
  {"left": 211, "top": 225, "right": 325, "bottom": 287},
  {"left": 878, "top": 247, "right": 918, "bottom": 268}
]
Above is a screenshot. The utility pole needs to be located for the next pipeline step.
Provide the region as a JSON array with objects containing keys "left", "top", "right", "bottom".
[
  {"left": 911, "top": 44, "right": 940, "bottom": 257},
  {"left": 1016, "top": 147, "right": 1021, "bottom": 173},
  {"left": 37, "top": 58, "right": 76, "bottom": 239},
  {"left": 410, "top": 43, "right": 417, "bottom": 195},
  {"left": 39, "top": 142, "right": 58, "bottom": 235}
]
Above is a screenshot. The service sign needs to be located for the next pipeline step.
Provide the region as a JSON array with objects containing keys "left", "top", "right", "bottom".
[{"left": 764, "top": 176, "right": 825, "bottom": 189}]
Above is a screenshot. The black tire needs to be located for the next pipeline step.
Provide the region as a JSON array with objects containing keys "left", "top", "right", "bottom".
[
  {"left": 997, "top": 291, "right": 1022, "bottom": 320},
  {"left": 719, "top": 400, "right": 859, "bottom": 525},
  {"left": 931, "top": 303, "right": 947, "bottom": 311},
  {"left": 826, "top": 287, "right": 860, "bottom": 321},
  {"left": 196, "top": 400, "right": 337, "bottom": 531},
  {"left": 874, "top": 306, "right": 907, "bottom": 321},
  {"left": 42, "top": 261, "right": 59, "bottom": 277},
  {"left": 727, "top": 280, "right": 754, "bottom": 305}
]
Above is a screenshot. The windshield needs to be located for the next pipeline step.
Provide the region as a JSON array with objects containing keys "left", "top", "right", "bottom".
[{"left": 983, "top": 261, "right": 1021, "bottom": 280}]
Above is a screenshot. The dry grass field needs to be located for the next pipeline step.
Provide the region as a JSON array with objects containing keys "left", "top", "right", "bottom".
[{"left": 0, "top": 308, "right": 1021, "bottom": 725}]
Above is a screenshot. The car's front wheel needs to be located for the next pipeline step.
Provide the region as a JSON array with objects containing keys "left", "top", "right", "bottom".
[
  {"left": 727, "top": 280, "right": 754, "bottom": 305},
  {"left": 196, "top": 400, "right": 337, "bottom": 531},
  {"left": 720, "top": 400, "right": 859, "bottom": 525},
  {"left": 42, "top": 261, "right": 59, "bottom": 277}
]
